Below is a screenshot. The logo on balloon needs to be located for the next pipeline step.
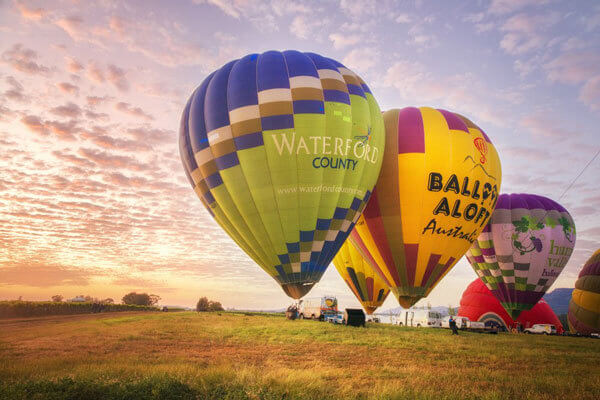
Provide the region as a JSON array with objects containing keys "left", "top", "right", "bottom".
[
  {"left": 473, "top": 137, "right": 488, "bottom": 164},
  {"left": 354, "top": 126, "right": 371, "bottom": 146}
]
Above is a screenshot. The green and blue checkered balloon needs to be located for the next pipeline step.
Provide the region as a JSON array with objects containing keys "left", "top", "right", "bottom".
[{"left": 179, "top": 50, "right": 385, "bottom": 298}]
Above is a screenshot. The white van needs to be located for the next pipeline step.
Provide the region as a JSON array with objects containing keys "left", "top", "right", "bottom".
[
  {"left": 397, "top": 309, "right": 442, "bottom": 327},
  {"left": 524, "top": 324, "right": 557, "bottom": 335}
]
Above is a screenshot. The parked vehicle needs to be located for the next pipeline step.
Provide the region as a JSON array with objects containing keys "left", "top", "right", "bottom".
[
  {"left": 397, "top": 309, "right": 442, "bottom": 327},
  {"left": 344, "top": 308, "right": 366, "bottom": 327},
  {"left": 524, "top": 324, "right": 557, "bottom": 335},
  {"left": 298, "top": 296, "right": 338, "bottom": 320},
  {"left": 466, "top": 320, "right": 486, "bottom": 331},
  {"left": 324, "top": 312, "right": 344, "bottom": 324},
  {"left": 374, "top": 314, "right": 395, "bottom": 324},
  {"left": 441, "top": 316, "right": 469, "bottom": 329}
]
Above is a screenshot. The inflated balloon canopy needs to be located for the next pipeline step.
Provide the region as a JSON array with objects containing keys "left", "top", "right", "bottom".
[
  {"left": 467, "top": 193, "right": 576, "bottom": 318},
  {"left": 353, "top": 107, "right": 502, "bottom": 308},
  {"left": 332, "top": 229, "right": 391, "bottom": 314},
  {"left": 568, "top": 249, "right": 600, "bottom": 335},
  {"left": 179, "top": 50, "right": 385, "bottom": 299}
]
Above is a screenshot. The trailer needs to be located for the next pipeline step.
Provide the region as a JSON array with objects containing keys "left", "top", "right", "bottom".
[
  {"left": 397, "top": 309, "right": 442, "bottom": 327},
  {"left": 298, "top": 296, "right": 338, "bottom": 321}
]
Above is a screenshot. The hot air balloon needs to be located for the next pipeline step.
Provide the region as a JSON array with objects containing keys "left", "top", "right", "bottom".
[
  {"left": 466, "top": 193, "right": 576, "bottom": 319},
  {"left": 333, "top": 230, "right": 391, "bottom": 314},
  {"left": 353, "top": 107, "right": 501, "bottom": 308},
  {"left": 568, "top": 249, "right": 600, "bottom": 335},
  {"left": 179, "top": 51, "right": 385, "bottom": 299},
  {"left": 459, "top": 278, "right": 564, "bottom": 333}
]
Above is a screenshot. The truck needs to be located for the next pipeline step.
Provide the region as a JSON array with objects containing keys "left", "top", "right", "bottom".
[
  {"left": 397, "top": 309, "right": 442, "bottom": 327},
  {"left": 298, "top": 296, "right": 338, "bottom": 321}
]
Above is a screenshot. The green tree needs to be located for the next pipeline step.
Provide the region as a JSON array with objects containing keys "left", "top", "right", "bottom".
[
  {"left": 51, "top": 295, "right": 63, "bottom": 302},
  {"left": 122, "top": 292, "right": 160, "bottom": 306},
  {"left": 208, "top": 301, "right": 224, "bottom": 311},
  {"left": 196, "top": 297, "right": 210, "bottom": 312},
  {"left": 448, "top": 306, "right": 456, "bottom": 316}
]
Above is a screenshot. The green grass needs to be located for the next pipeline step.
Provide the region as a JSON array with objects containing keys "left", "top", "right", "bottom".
[{"left": 1, "top": 311, "right": 599, "bottom": 399}]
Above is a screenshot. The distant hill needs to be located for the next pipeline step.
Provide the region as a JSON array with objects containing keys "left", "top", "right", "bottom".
[{"left": 543, "top": 288, "right": 573, "bottom": 315}]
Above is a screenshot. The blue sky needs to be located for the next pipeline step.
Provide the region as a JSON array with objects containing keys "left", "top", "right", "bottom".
[{"left": 0, "top": 0, "right": 599, "bottom": 310}]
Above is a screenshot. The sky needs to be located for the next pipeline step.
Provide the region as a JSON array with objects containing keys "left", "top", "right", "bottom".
[{"left": 0, "top": 0, "right": 599, "bottom": 310}]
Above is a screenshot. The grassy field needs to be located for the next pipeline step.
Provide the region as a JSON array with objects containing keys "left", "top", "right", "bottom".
[{"left": 1, "top": 312, "right": 599, "bottom": 400}]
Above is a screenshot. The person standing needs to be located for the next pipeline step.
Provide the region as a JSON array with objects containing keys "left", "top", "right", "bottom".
[{"left": 449, "top": 316, "right": 459, "bottom": 335}]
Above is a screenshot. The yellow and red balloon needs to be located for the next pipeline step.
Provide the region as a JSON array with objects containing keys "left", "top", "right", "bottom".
[
  {"left": 354, "top": 107, "right": 502, "bottom": 308},
  {"left": 333, "top": 230, "right": 391, "bottom": 314}
]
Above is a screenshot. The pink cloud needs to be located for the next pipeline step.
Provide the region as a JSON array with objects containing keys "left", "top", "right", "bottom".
[
  {"left": 106, "top": 64, "right": 129, "bottom": 92},
  {"left": 21, "top": 115, "right": 79, "bottom": 140},
  {"left": 115, "top": 102, "right": 154, "bottom": 120},
  {"left": 87, "top": 62, "right": 105, "bottom": 84},
  {"left": 127, "top": 127, "right": 174, "bottom": 144},
  {"left": 52, "top": 150, "right": 96, "bottom": 168},
  {"left": 545, "top": 51, "right": 600, "bottom": 85},
  {"left": 1, "top": 43, "right": 50, "bottom": 75},
  {"left": 545, "top": 51, "right": 600, "bottom": 112},
  {"left": 84, "top": 110, "right": 109, "bottom": 121},
  {"left": 45, "top": 119, "right": 80, "bottom": 140},
  {"left": 499, "top": 12, "right": 560, "bottom": 55},
  {"left": 21, "top": 115, "right": 48, "bottom": 135},
  {"left": 579, "top": 75, "right": 600, "bottom": 111},
  {"left": 55, "top": 15, "right": 85, "bottom": 41},
  {"left": 78, "top": 147, "right": 150, "bottom": 171},
  {"left": 488, "top": 0, "right": 551, "bottom": 15},
  {"left": 80, "top": 129, "right": 152, "bottom": 152},
  {"left": 4, "top": 76, "right": 26, "bottom": 102},
  {"left": 520, "top": 112, "right": 580, "bottom": 138},
  {"left": 16, "top": 1, "right": 47, "bottom": 21},
  {"left": 50, "top": 102, "right": 82, "bottom": 118},
  {"left": 57, "top": 82, "right": 79, "bottom": 95},
  {"left": 86, "top": 95, "right": 111, "bottom": 106},
  {"left": 66, "top": 57, "right": 84, "bottom": 73}
]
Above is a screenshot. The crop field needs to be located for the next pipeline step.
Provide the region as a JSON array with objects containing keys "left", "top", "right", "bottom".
[{"left": 1, "top": 312, "right": 599, "bottom": 400}]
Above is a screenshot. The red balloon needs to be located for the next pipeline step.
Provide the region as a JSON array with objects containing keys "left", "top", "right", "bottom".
[{"left": 458, "top": 279, "right": 563, "bottom": 333}]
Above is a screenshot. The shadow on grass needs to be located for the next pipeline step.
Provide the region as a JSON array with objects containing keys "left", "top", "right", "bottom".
[
  {"left": 0, "top": 375, "right": 336, "bottom": 400},
  {"left": 1, "top": 377, "right": 197, "bottom": 400}
]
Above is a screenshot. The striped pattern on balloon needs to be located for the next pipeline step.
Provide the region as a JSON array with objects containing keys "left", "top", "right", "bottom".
[
  {"left": 568, "top": 249, "right": 600, "bottom": 335},
  {"left": 466, "top": 193, "right": 576, "bottom": 318},
  {"left": 333, "top": 230, "right": 391, "bottom": 314},
  {"left": 179, "top": 51, "right": 385, "bottom": 299},
  {"left": 354, "top": 107, "right": 502, "bottom": 308}
]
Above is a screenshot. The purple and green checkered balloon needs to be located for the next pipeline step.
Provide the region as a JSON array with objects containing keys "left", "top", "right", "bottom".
[
  {"left": 466, "top": 193, "right": 576, "bottom": 318},
  {"left": 179, "top": 51, "right": 385, "bottom": 299}
]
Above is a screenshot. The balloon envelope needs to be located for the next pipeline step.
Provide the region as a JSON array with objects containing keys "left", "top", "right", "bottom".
[
  {"left": 354, "top": 107, "right": 501, "bottom": 307},
  {"left": 458, "top": 278, "right": 564, "bottom": 333},
  {"left": 333, "top": 230, "right": 391, "bottom": 314},
  {"left": 179, "top": 51, "right": 385, "bottom": 299},
  {"left": 466, "top": 193, "right": 576, "bottom": 318},
  {"left": 568, "top": 249, "right": 600, "bottom": 335}
]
